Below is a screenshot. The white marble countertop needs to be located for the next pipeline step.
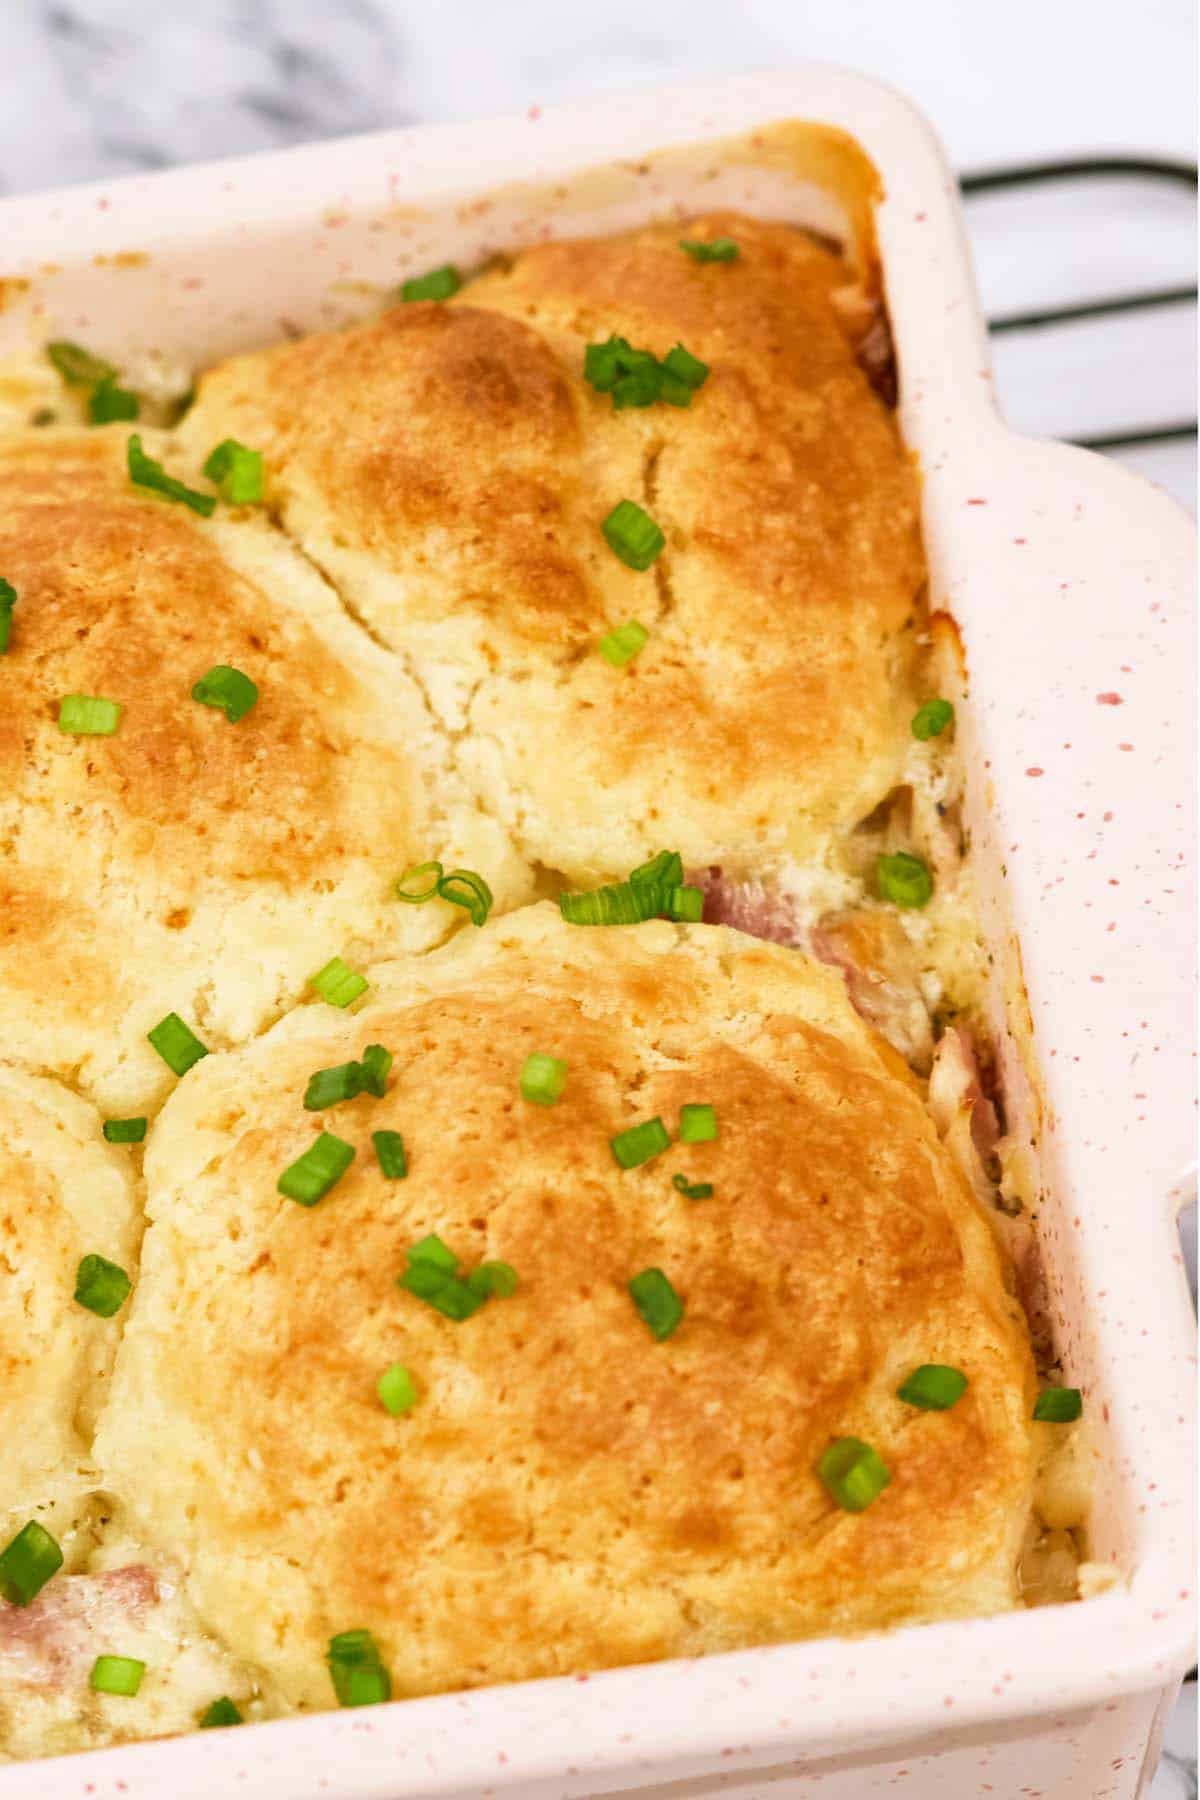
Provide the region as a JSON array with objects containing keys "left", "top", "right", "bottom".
[{"left": 2, "top": 2, "right": 1195, "bottom": 1792}]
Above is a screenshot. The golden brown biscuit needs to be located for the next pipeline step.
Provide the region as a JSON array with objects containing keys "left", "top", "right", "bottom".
[
  {"left": 0, "top": 1064, "right": 137, "bottom": 1525},
  {"left": 97, "top": 908, "right": 1035, "bottom": 1709},
  {"left": 178, "top": 215, "right": 925, "bottom": 886},
  {"left": 0, "top": 429, "right": 530, "bottom": 1115}
]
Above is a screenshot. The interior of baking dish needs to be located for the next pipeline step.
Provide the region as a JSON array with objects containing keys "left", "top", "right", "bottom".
[{"left": 0, "top": 73, "right": 1192, "bottom": 1794}]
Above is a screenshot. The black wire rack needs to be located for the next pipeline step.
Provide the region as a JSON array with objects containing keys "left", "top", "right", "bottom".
[{"left": 959, "top": 155, "right": 1198, "bottom": 453}]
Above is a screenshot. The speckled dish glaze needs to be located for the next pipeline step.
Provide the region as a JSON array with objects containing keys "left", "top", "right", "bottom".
[{"left": 0, "top": 66, "right": 1193, "bottom": 1800}]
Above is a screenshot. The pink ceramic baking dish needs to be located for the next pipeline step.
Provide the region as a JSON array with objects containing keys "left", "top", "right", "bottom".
[{"left": 0, "top": 66, "right": 1193, "bottom": 1800}]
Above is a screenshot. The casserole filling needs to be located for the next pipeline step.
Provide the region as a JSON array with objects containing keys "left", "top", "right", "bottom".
[{"left": 0, "top": 208, "right": 1090, "bottom": 1757}]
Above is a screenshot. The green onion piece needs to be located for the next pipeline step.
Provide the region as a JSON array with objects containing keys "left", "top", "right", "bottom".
[
  {"left": 520, "top": 1052, "right": 568, "bottom": 1106},
  {"left": 611, "top": 367, "right": 662, "bottom": 410},
  {"left": 0, "top": 578, "right": 14, "bottom": 655},
  {"left": 602, "top": 499, "right": 665, "bottom": 571},
  {"left": 377, "top": 1363, "right": 419, "bottom": 1416},
  {"left": 358, "top": 1043, "right": 393, "bottom": 1098},
  {"left": 897, "top": 1364, "right": 968, "bottom": 1411},
  {"left": 198, "top": 1697, "right": 243, "bottom": 1728},
  {"left": 277, "top": 1131, "right": 355, "bottom": 1206},
  {"left": 876, "top": 851, "right": 934, "bottom": 909},
  {"left": 310, "top": 956, "right": 369, "bottom": 1008},
  {"left": 679, "top": 237, "right": 739, "bottom": 263},
  {"left": 395, "top": 860, "right": 443, "bottom": 903},
  {"left": 202, "top": 438, "right": 264, "bottom": 504},
  {"left": 817, "top": 1437, "right": 892, "bottom": 1512},
  {"left": 667, "top": 885, "right": 704, "bottom": 922},
  {"left": 372, "top": 1129, "right": 407, "bottom": 1179},
  {"left": 103, "top": 1117, "right": 147, "bottom": 1144},
  {"left": 678, "top": 1103, "right": 717, "bottom": 1143},
  {"left": 73, "top": 1253, "right": 132, "bottom": 1319},
  {"left": 407, "top": 1233, "right": 458, "bottom": 1272},
  {"left": 631, "top": 850, "right": 684, "bottom": 891},
  {"left": 326, "top": 1629, "right": 392, "bottom": 1707},
  {"left": 401, "top": 264, "right": 461, "bottom": 304},
  {"left": 672, "top": 1173, "right": 713, "bottom": 1200},
  {"left": 0, "top": 1520, "right": 63, "bottom": 1606},
  {"left": 610, "top": 1116, "right": 671, "bottom": 1169},
  {"left": 89, "top": 1655, "right": 145, "bottom": 1697},
  {"left": 437, "top": 867, "right": 493, "bottom": 928},
  {"left": 912, "top": 698, "right": 955, "bottom": 741},
  {"left": 1033, "top": 1386, "right": 1083, "bottom": 1423},
  {"left": 628, "top": 1267, "right": 684, "bottom": 1341},
  {"left": 46, "top": 340, "right": 117, "bottom": 387},
  {"left": 658, "top": 370, "right": 694, "bottom": 408},
  {"left": 146, "top": 1011, "right": 209, "bottom": 1076},
  {"left": 88, "top": 378, "right": 139, "bottom": 425},
  {"left": 662, "top": 343, "right": 709, "bottom": 390},
  {"left": 398, "top": 1265, "right": 487, "bottom": 1320},
  {"left": 398, "top": 1260, "right": 456, "bottom": 1301},
  {"left": 57, "top": 694, "right": 122, "bottom": 736},
  {"left": 127, "top": 433, "right": 215, "bottom": 517},
  {"left": 597, "top": 619, "right": 649, "bottom": 667},
  {"left": 303, "top": 1061, "right": 364, "bottom": 1111},
  {"left": 558, "top": 880, "right": 664, "bottom": 927},
  {"left": 583, "top": 336, "right": 626, "bottom": 392},
  {"left": 472, "top": 1260, "right": 519, "bottom": 1298},
  {"left": 191, "top": 664, "right": 258, "bottom": 723}
]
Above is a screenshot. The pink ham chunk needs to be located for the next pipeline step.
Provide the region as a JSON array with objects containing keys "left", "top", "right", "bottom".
[{"left": 0, "top": 1564, "right": 158, "bottom": 1692}]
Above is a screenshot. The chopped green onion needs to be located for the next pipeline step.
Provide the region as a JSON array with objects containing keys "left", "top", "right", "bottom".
[
  {"left": 672, "top": 1173, "right": 713, "bottom": 1200},
  {"left": 90, "top": 1655, "right": 145, "bottom": 1697},
  {"left": 612, "top": 367, "right": 662, "bottom": 410},
  {"left": 897, "top": 1364, "right": 968, "bottom": 1411},
  {"left": 610, "top": 1116, "right": 671, "bottom": 1169},
  {"left": 58, "top": 694, "right": 122, "bottom": 735},
  {"left": 407, "top": 1233, "right": 458, "bottom": 1272},
  {"left": 191, "top": 664, "right": 258, "bottom": 723},
  {"left": 678, "top": 1103, "right": 717, "bottom": 1144},
  {"left": 395, "top": 860, "right": 443, "bottom": 903},
  {"left": 597, "top": 619, "right": 650, "bottom": 667},
  {"left": 0, "top": 578, "right": 14, "bottom": 655},
  {"left": 198, "top": 1697, "right": 243, "bottom": 1728},
  {"left": 520, "top": 1052, "right": 568, "bottom": 1106},
  {"left": 203, "top": 438, "right": 264, "bottom": 505},
  {"left": 667, "top": 885, "right": 703, "bottom": 922},
  {"left": 88, "top": 378, "right": 139, "bottom": 425},
  {"left": 372, "top": 1129, "right": 407, "bottom": 1179},
  {"left": 437, "top": 867, "right": 493, "bottom": 928},
  {"left": 471, "top": 1260, "right": 519, "bottom": 1298},
  {"left": 401, "top": 264, "right": 461, "bottom": 303},
  {"left": 127, "top": 433, "right": 215, "bottom": 518},
  {"left": 602, "top": 499, "right": 665, "bottom": 571},
  {"left": 73, "top": 1253, "right": 132, "bottom": 1319},
  {"left": 817, "top": 1438, "right": 892, "bottom": 1511},
  {"left": 912, "top": 698, "right": 954, "bottom": 741},
  {"left": 326, "top": 1629, "right": 392, "bottom": 1707},
  {"left": 662, "top": 343, "right": 709, "bottom": 390},
  {"left": 628, "top": 1267, "right": 684, "bottom": 1341},
  {"left": 630, "top": 850, "right": 684, "bottom": 890},
  {"left": 0, "top": 1520, "right": 63, "bottom": 1606},
  {"left": 303, "top": 1061, "right": 364, "bottom": 1111},
  {"left": 876, "top": 851, "right": 934, "bottom": 909},
  {"left": 146, "top": 1011, "right": 209, "bottom": 1076},
  {"left": 358, "top": 1043, "right": 393, "bottom": 1098},
  {"left": 103, "top": 1116, "right": 146, "bottom": 1144},
  {"left": 1033, "top": 1386, "right": 1082, "bottom": 1423},
  {"left": 277, "top": 1131, "right": 355, "bottom": 1206},
  {"left": 558, "top": 880, "right": 664, "bottom": 927},
  {"left": 310, "top": 956, "right": 369, "bottom": 1008},
  {"left": 46, "top": 340, "right": 117, "bottom": 387},
  {"left": 377, "top": 1363, "right": 419, "bottom": 1416},
  {"left": 679, "top": 237, "right": 739, "bottom": 263}
]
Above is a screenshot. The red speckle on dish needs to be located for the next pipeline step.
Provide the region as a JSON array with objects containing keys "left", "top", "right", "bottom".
[
  {"left": 1091, "top": 975, "right": 1105, "bottom": 983},
  {"left": 1013, "top": 537, "right": 1027, "bottom": 545},
  {"left": 1096, "top": 692, "right": 1124, "bottom": 706},
  {"left": 1025, "top": 767, "right": 1044, "bottom": 777},
  {"left": 527, "top": 105, "right": 542, "bottom": 121},
  {"left": 97, "top": 198, "right": 110, "bottom": 211},
  {"left": 1118, "top": 743, "right": 1134, "bottom": 752},
  {"left": 966, "top": 497, "right": 988, "bottom": 506},
  {"left": 914, "top": 211, "right": 927, "bottom": 222},
  {"left": 1103, "top": 810, "right": 1114, "bottom": 821}
]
